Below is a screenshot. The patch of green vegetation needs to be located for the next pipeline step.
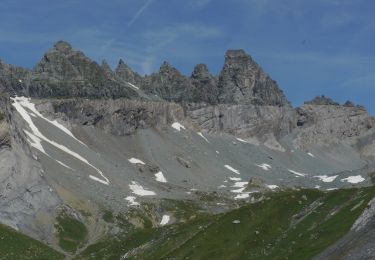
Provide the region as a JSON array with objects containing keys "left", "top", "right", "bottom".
[
  {"left": 369, "top": 172, "right": 375, "bottom": 184},
  {"left": 0, "top": 111, "right": 5, "bottom": 121},
  {"left": 102, "top": 210, "right": 114, "bottom": 223},
  {"left": 77, "top": 186, "right": 375, "bottom": 259},
  {"left": 55, "top": 212, "right": 88, "bottom": 253},
  {"left": 0, "top": 223, "right": 64, "bottom": 259}
]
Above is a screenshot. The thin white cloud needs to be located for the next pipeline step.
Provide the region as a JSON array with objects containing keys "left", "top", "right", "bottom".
[{"left": 127, "top": 0, "right": 153, "bottom": 27}]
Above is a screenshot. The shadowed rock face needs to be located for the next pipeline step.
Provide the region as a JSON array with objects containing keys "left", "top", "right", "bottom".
[
  {"left": 115, "top": 59, "right": 142, "bottom": 85},
  {"left": 217, "top": 50, "right": 290, "bottom": 106},
  {"left": 190, "top": 64, "right": 219, "bottom": 104}
]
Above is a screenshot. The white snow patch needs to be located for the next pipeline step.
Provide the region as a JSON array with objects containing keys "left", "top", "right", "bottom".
[
  {"left": 314, "top": 175, "right": 338, "bottom": 183},
  {"left": 224, "top": 165, "right": 240, "bottom": 175},
  {"left": 216, "top": 151, "right": 220, "bottom": 154},
  {"left": 229, "top": 177, "right": 242, "bottom": 181},
  {"left": 267, "top": 185, "right": 279, "bottom": 190},
  {"left": 197, "top": 132, "right": 210, "bottom": 143},
  {"left": 288, "top": 169, "right": 307, "bottom": 177},
  {"left": 256, "top": 163, "right": 272, "bottom": 171},
  {"left": 236, "top": 138, "right": 248, "bottom": 143},
  {"left": 232, "top": 220, "right": 241, "bottom": 224},
  {"left": 171, "top": 122, "right": 185, "bottom": 131},
  {"left": 18, "top": 79, "right": 22, "bottom": 83},
  {"left": 55, "top": 160, "right": 72, "bottom": 169},
  {"left": 231, "top": 187, "right": 246, "bottom": 193},
  {"left": 125, "top": 196, "right": 140, "bottom": 206},
  {"left": 127, "top": 82, "right": 139, "bottom": 90},
  {"left": 341, "top": 175, "right": 365, "bottom": 184},
  {"left": 315, "top": 185, "right": 321, "bottom": 189},
  {"left": 326, "top": 188, "right": 338, "bottom": 191},
  {"left": 155, "top": 171, "right": 167, "bottom": 183},
  {"left": 234, "top": 193, "right": 250, "bottom": 200},
  {"left": 128, "top": 158, "right": 145, "bottom": 165},
  {"left": 307, "top": 152, "right": 315, "bottom": 158},
  {"left": 218, "top": 185, "right": 227, "bottom": 188},
  {"left": 232, "top": 182, "right": 248, "bottom": 188},
  {"left": 160, "top": 215, "right": 170, "bottom": 226},
  {"left": 12, "top": 96, "right": 109, "bottom": 185},
  {"left": 89, "top": 175, "right": 109, "bottom": 185},
  {"left": 129, "top": 181, "right": 156, "bottom": 196}
]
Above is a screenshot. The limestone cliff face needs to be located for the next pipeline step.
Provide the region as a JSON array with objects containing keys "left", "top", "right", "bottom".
[{"left": 293, "top": 99, "right": 375, "bottom": 149}]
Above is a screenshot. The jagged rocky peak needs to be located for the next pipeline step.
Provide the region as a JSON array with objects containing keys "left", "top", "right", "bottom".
[
  {"left": 53, "top": 40, "right": 73, "bottom": 54},
  {"left": 191, "top": 64, "right": 219, "bottom": 104},
  {"left": 115, "top": 59, "right": 141, "bottom": 84},
  {"left": 218, "top": 49, "right": 290, "bottom": 106},
  {"left": 304, "top": 95, "right": 340, "bottom": 106}
]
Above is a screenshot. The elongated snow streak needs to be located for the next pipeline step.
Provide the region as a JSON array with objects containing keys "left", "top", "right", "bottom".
[
  {"left": 256, "top": 163, "right": 272, "bottom": 171},
  {"left": 224, "top": 165, "right": 240, "bottom": 175},
  {"left": 160, "top": 215, "right": 170, "bottom": 226},
  {"left": 314, "top": 175, "right": 338, "bottom": 183},
  {"left": 197, "top": 132, "right": 210, "bottom": 143},
  {"left": 127, "top": 82, "right": 139, "bottom": 90},
  {"left": 307, "top": 152, "right": 315, "bottom": 158},
  {"left": 171, "top": 122, "right": 185, "bottom": 131},
  {"left": 229, "top": 177, "right": 242, "bottom": 181},
  {"left": 236, "top": 138, "right": 248, "bottom": 143},
  {"left": 341, "top": 175, "right": 365, "bottom": 184},
  {"left": 234, "top": 193, "right": 250, "bottom": 199},
  {"left": 11, "top": 96, "right": 109, "bottom": 185},
  {"left": 128, "top": 158, "right": 145, "bottom": 165},
  {"left": 267, "top": 185, "right": 279, "bottom": 190},
  {"left": 288, "top": 169, "right": 307, "bottom": 177},
  {"left": 155, "top": 171, "right": 167, "bottom": 183},
  {"left": 129, "top": 181, "right": 156, "bottom": 196}
]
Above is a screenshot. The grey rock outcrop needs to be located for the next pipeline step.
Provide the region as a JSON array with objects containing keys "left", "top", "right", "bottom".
[
  {"left": 305, "top": 95, "right": 340, "bottom": 106},
  {"left": 115, "top": 59, "right": 142, "bottom": 85},
  {"left": 294, "top": 100, "right": 375, "bottom": 148},
  {"left": 217, "top": 50, "right": 290, "bottom": 106},
  {"left": 29, "top": 41, "right": 139, "bottom": 99},
  {"left": 190, "top": 64, "right": 219, "bottom": 104},
  {"left": 140, "top": 62, "right": 196, "bottom": 102}
]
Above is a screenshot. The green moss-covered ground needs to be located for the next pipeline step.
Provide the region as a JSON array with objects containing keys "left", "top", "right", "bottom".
[
  {"left": 0, "top": 185, "right": 374, "bottom": 259},
  {"left": 0, "top": 223, "right": 64, "bottom": 259}
]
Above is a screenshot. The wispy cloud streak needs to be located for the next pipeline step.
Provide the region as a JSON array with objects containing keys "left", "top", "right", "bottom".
[{"left": 127, "top": 0, "right": 153, "bottom": 27}]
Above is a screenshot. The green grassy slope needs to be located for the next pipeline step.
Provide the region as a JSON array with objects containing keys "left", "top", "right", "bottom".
[
  {"left": 76, "top": 186, "right": 375, "bottom": 259},
  {"left": 0, "top": 186, "right": 374, "bottom": 259},
  {"left": 0, "top": 223, "right": 64, "bottom": 259}
]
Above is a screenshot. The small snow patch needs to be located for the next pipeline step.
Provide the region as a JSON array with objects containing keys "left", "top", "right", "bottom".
[
  {"left": 341, "top": 175, "right": 365, "bottom": 184},
  {"left": 232, "top": 220, "right": 241, "bottom": 224},
  {"left": 267, "top": 185, "right": 279, "bottom": 190},
  {"left": 288, "top": 169, "right": 307, "bottom": 177},
  {"left": 125, "top": 196, "right": 140, "bottom": 206},
  {"left": 326, "top": 188, "right": 338, "bottom": 191},
  {"left": 160, "top": 215, "right": 170, "bottom": 226},
  {"left": 129, "top": 181, "right": 156, "bottom": 196},
  {"left": 171, "top": 122, "right": 185, "bottom": 131},
  {"left": 127, "top": 82, "right": 139, "bottom": 90},
  {"left": 232, "top": 182, "right": 248, "bottom": 188},
  {"left": 314, "top": 175, "right": 338, "bottom": 183},
  {"left": 307, "top": 152, "right": 315, "bottom": 158},
  {"left": 155, "top": 171, "right": 167, "bottom": 183},
  {"left": 224, "top": 165, "right": 240, "bottom": 175},
  {"left": 229, "top": 177, "right": 242, "bottom": 181},
  {"left": 236, "top": 138, "right": 248, "bottom": 143},
  {"left": 256, "top": 163, "right": 272, "bottom": 171},
  {"left": 128, "top": 158, "right": 145, "bottom": 165},
  {"left": 197, "top": 132, "right": 210, "bottom": 143},
  {"left": 218, "top": 185, "right": 227, "bottom": 188},
  {"left": 216, "top": 151, "right": 220, "bottom": 154},
  {"left": 234, "top": 193, "right": 250, "bottom": 199}
]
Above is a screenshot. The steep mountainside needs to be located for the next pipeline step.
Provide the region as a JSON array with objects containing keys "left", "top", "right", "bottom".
[{"left": 0, "top": 41, "right": 374, "bottom": 259}]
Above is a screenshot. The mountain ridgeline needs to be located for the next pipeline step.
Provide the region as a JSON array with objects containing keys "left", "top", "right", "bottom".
[{"left": 0, "top": 41, "right": 290, "bottom": 106}]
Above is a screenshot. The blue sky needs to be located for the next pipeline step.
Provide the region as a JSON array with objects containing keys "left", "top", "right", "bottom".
[{"left": 0, "top": 0, "right": 374, "bottom": 113}]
